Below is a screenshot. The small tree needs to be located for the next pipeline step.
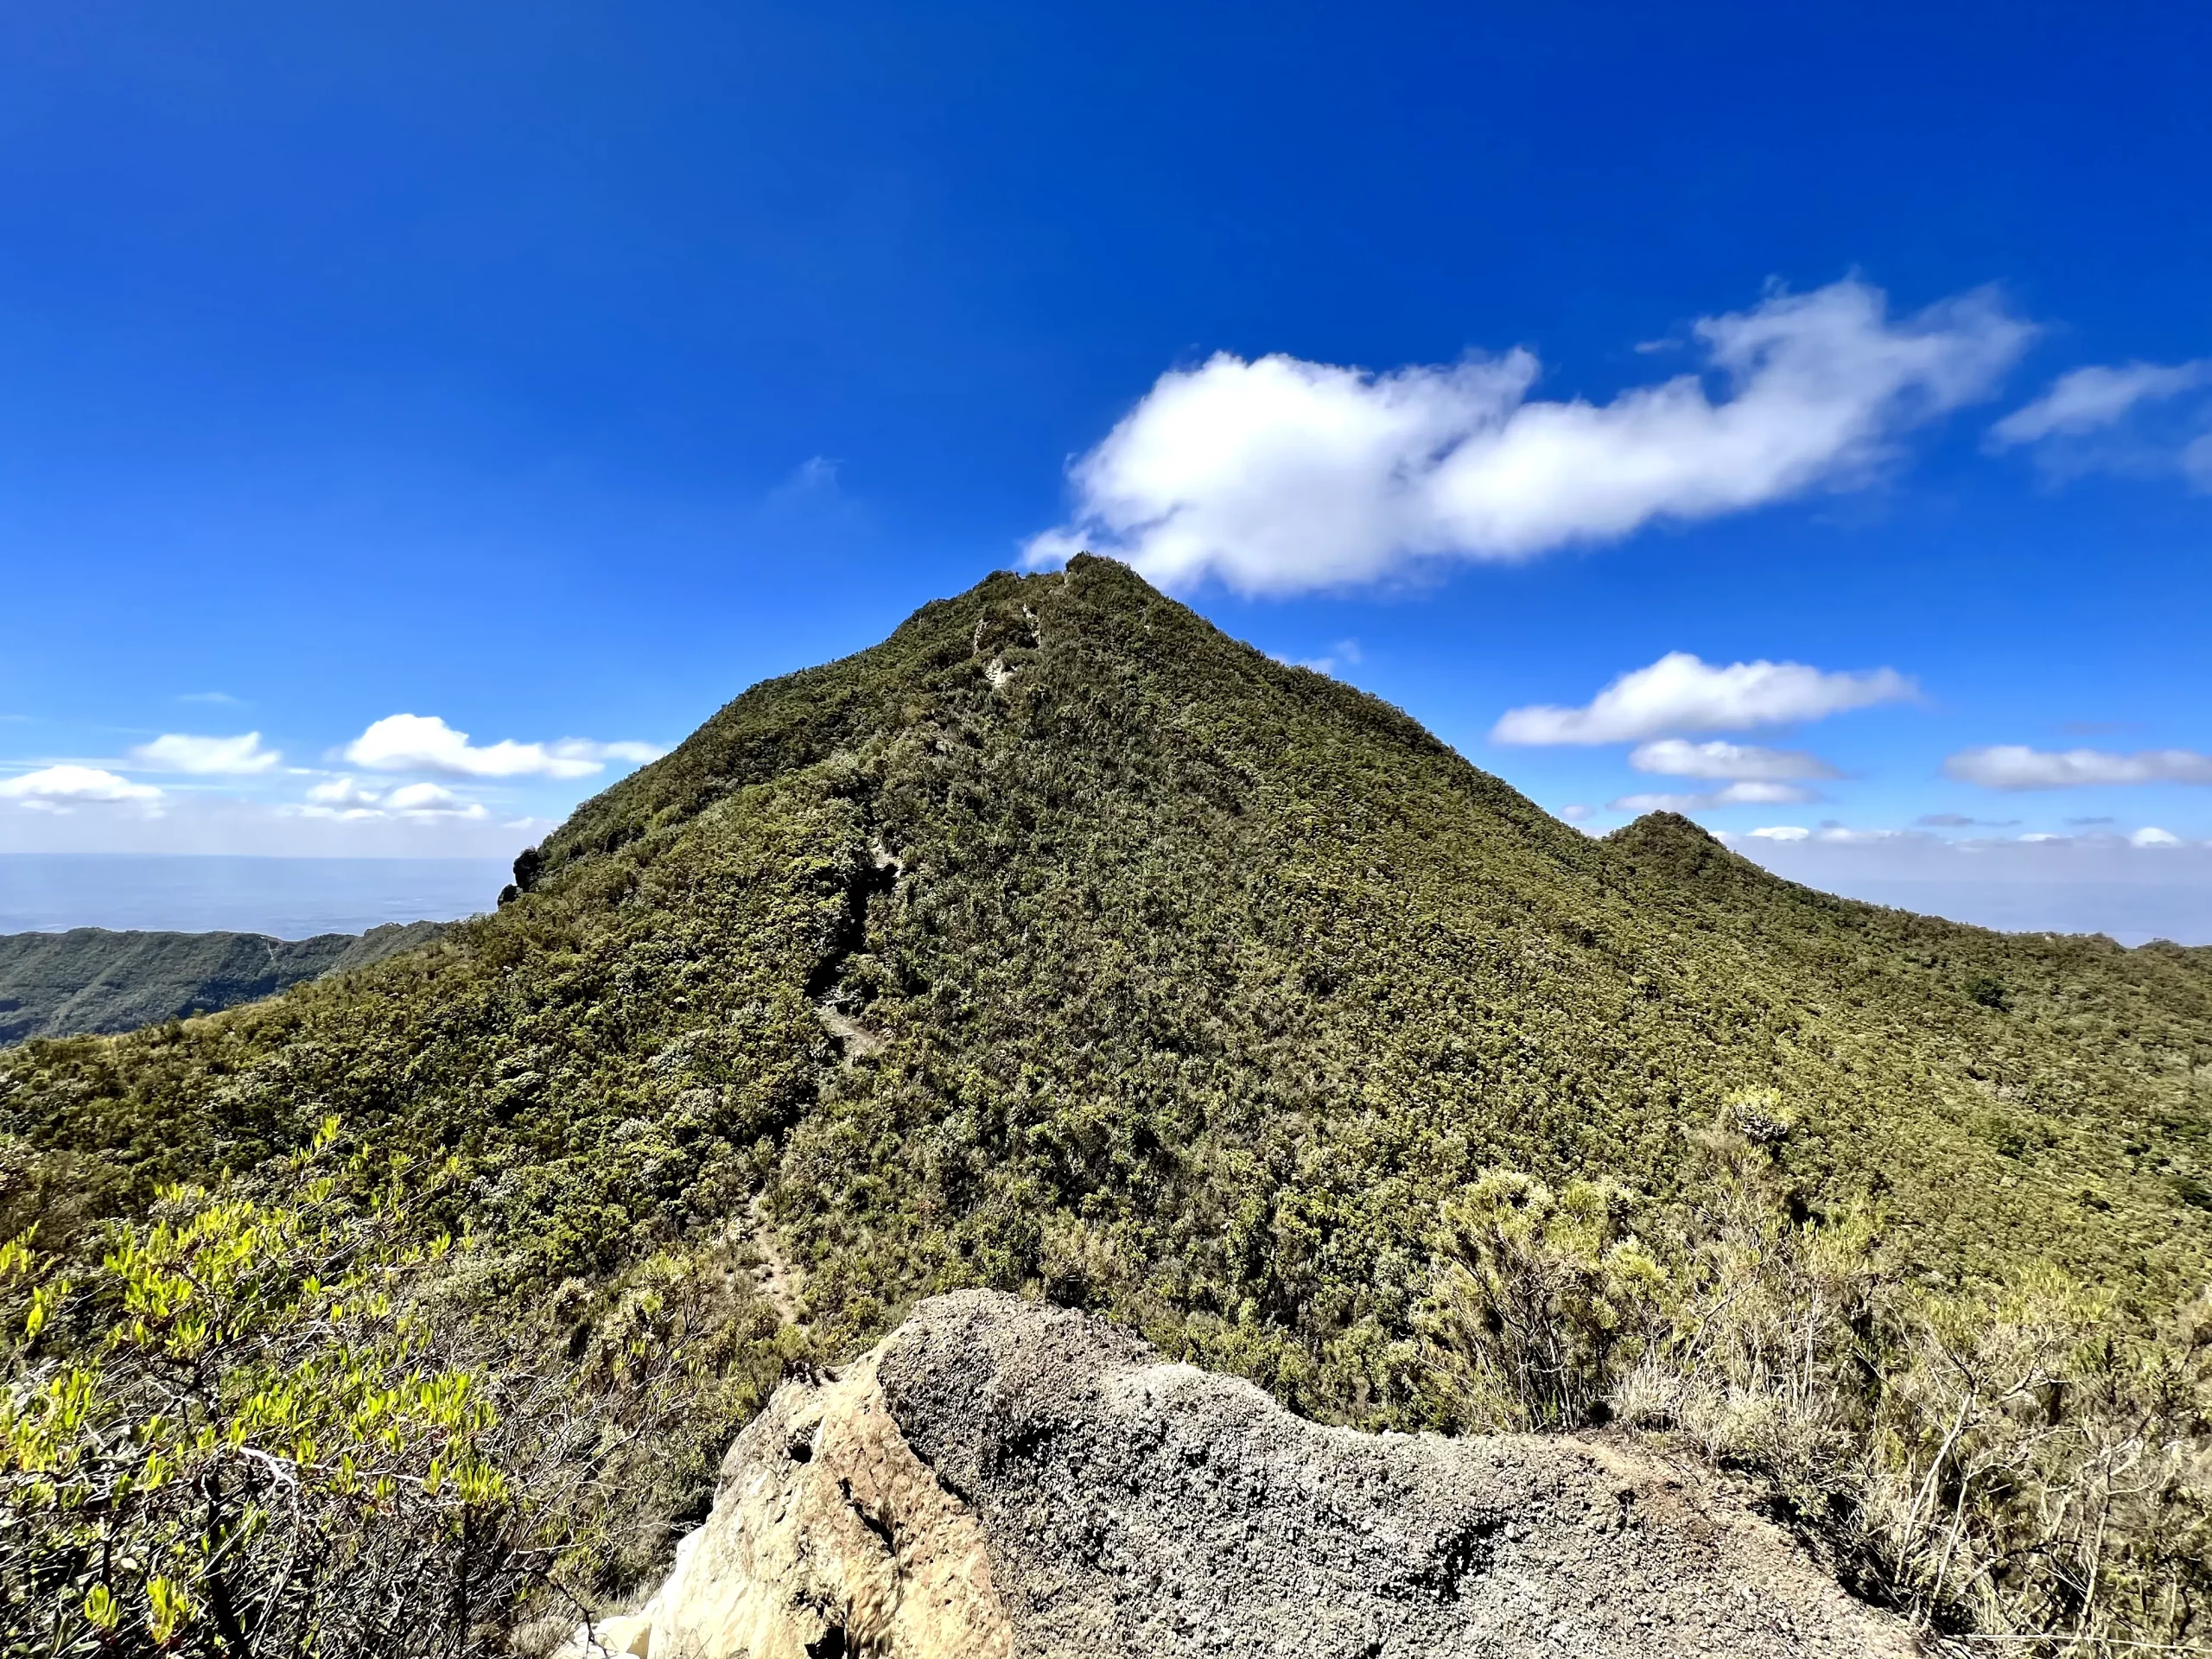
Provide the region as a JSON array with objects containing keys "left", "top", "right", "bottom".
[{"left": 1, "top": 1122, "right": 579, "bottom": 1657}]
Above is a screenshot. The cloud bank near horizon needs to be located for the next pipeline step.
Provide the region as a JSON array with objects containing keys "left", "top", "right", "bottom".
[
  {"left": 1945, "top": 745, "right": 2212, "bottom": 790},
  {"left": 0, "top": 712, "right": 664, "bottom": 855},
  {"left": 1725, "top": 827, "right": 2212, "bottom": 945},
  {"left": 1027, "top": 279, "right": 2031, "bottom": 594}
]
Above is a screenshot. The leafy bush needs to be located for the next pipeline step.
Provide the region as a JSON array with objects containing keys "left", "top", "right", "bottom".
[
  {"left": 1420, "top": 1171, "right": 1664, "bottom": 1428},
  {"left": 0, "top": 1123, "right": 804, "bottom": 1656}
]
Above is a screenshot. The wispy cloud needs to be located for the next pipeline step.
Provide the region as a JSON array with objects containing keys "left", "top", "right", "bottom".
[
  {"left": 382, "top": 782, "right": 486, "bottom": 817},
  {"left": 1990, "top": 360, "right": 2209, "bottom": 446},
  {"left": 1271, "top": 638, "right": 1364, "bottom": 677},
  {"left": 1627, "top": 738, "right": 1840, "bottom": 781},
  {"left": 1610, "top": 780, "right": 1821, "bottom": 812},
  {"left": 774, "top": 455, "right": 841, "bottom": 497},
  {"left": 130, "top": 731, "right": 282, "bottom": 774},
  {"left": 1916, "top": 812, "right": 2019, "bottom": 828},
  {"left": 342, "top": 715, "right": 660, "bottom": 780},
  {"left": 1944, "top": 745, "right": 2212, "bottom": 790},
  {"left": 1495, "top": 652, "right": 1914, "bottom": 745},
  {"left": 1027, "top": 278, "right": 2031, "bottom": 594},
  {"left": 1989, "top": 358, "right": 2212, "bottom": 488}
]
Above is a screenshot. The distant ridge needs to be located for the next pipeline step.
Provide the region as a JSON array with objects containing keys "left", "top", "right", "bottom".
[{"left": 0, "top": 920, "right": 447, "bottom": 1044}]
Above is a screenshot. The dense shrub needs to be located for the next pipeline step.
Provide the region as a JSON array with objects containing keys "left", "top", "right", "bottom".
[{"left": 1415, "top": 1136, "right": 2212, "bottom": 1651}]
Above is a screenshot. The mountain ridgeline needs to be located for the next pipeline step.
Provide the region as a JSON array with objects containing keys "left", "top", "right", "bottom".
[
  {"left": 3, "top": 557, "right": 2209, "bottom": 1650},
  {"left": 9, "top": 555, "right": 2210, "bottom": 1326}
]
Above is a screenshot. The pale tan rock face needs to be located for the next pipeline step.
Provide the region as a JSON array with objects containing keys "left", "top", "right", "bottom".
[
  {"left": 567, "top": 1294, "right": 1919, "bottom": 1659},
  {"left": 562, "top": 1354, "right": 1014, "bottom": 1659}
]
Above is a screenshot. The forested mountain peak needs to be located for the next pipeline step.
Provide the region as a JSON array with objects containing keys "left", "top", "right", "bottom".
[
  {"left": 10, "top": 554, "right": 2209, "bottom": 1307},
  {"left": 5, "top": 557, "right": 2209, "bottom": 1649}
]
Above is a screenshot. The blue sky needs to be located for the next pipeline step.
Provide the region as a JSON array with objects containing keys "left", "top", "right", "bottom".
[{"left": 3, "top": 1, "right": 2209, "bottom": 938}]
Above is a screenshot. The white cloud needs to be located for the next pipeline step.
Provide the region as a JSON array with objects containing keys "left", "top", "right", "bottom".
[
  {"left": 1495, "top": 652, "right": 1915, "bottom": 746},
  {"left": 1611, "top": 781, "right": 1820, "bottom": 813},
  {"left": 305, "top": 776, "right": 383, "bottom": 806},
  {"left": 1027, "top": 278, "right": 2031, "bottom": 594},
  {"left": 1989, "top": 360, "right": 2209, "bottom": 447},
  {"left": 294, "top": 774, "right": 488, "bottom": 821},
  {"left": 130, "top": 731, "right": 282, "bottom": 774},
  {"left": 1943, "top": 745, "right": 2212, "bottom": 790},
  {"left": 0, "top": 782, "right": 536, "bottom": 857},
  {"left": 342, "top": 715, "right": 660, "bottom": 779},
  {"left": 291, "top": 804, "right": 382, "bottom": 821},
  {"left": 0, "top": 765, "right": 163, "bottom": 805},
  {"left": 1272, "top": 639, "right": 1363, "bottom": 677},
  {"left": 2132, "top": 826, "right": 2183, "bottom": 847},
  {"left": 1990, "top": 359, "right": 2212, "bottom": 492},
  {"left": 383, "top": 781, "right": 487, "bottom": 818},
  {"left": 1627, "top": 737, "right": 1840, "bottom": 781},
  {"left": 1557, "top": 803, "right": 1594, "bottom": 823},
  {"left": 569, "top": 739, "right": 662, "bottom": 765},
  {"left": 1748, "top": 824, "right": 1810, "bottom": 841}
]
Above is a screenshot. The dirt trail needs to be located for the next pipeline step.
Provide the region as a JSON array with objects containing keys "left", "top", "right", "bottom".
[{"left": 742, "top": 1192, "right": 802, "bottom": 1324}]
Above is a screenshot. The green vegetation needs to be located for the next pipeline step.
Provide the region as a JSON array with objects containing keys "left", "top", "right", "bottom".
[
  {"left": 0, "top": 922, "right": 446, "bottom": 1045},
  {"left": 3, "top": 1123, "right": 800, "bottom": 1657},
  {"left": 3, "top": 556, "right": 2208, "bottom": 1651},
  {"left": 1424, "top": 1132, "right": 2211, "bottom": 1646}
]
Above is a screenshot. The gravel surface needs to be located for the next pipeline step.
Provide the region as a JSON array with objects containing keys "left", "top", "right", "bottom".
[{"left": 876, "top": 1290, "right": 1921, "bottom": 1659}]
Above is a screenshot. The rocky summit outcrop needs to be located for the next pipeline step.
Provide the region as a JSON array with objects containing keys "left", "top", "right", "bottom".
[{"left": 567, "top": 1290, "right": 1917, "bottom": 1659}]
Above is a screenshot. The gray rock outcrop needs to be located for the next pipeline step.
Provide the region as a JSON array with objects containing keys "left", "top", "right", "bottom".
[{"left": 569, "top": 1290, "right": 1917, "bottom": 1658}]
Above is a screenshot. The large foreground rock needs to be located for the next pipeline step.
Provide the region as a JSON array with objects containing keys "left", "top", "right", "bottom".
[{"left": 569, "top": 1290, "right": 1917, "bottom": 1658}]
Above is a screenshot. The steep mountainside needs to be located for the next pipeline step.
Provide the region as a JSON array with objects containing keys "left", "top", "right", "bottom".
[
  {"left": 5, "top": 556, "right": 2209, "bottom": 1651},
  {"left": 0, "top": 921, "right": 448, "bottom": 1045},
  {"left": 4, "top": 557, "right": 2207, "bottom": 1332}
]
